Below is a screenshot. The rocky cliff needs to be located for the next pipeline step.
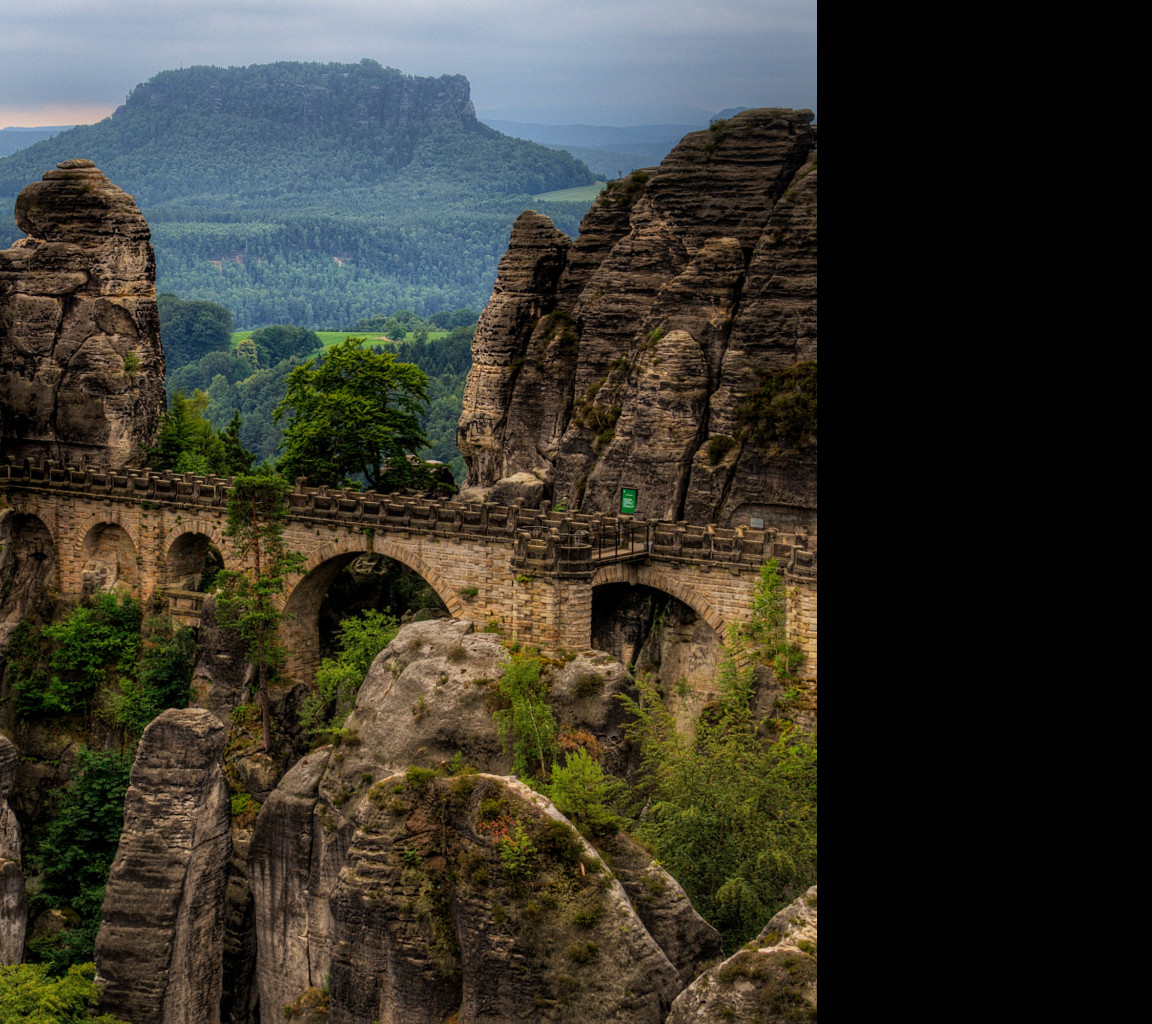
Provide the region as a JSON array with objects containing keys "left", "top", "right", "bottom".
[
  {"left": 667, "top": 885, "right": 817, "bottom": 1023},
  {"left": 0, "top": 159, "right": 165, "bottom": 468},
  {"left": 458, "top": 108, "right": 817, "bottom": 534}
]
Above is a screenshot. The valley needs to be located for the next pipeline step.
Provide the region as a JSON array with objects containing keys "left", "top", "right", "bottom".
[{"left": 0, "top": 102, "right": 817, "bottom": 1023}]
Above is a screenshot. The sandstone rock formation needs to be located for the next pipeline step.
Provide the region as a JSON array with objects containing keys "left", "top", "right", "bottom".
[
  {"left": 249, "top": 620, "right": 719, "bottom": 1021},
  {"left": 458, "top": 108, "right": 817, "bottom": 534},
  {"left": 666, "top": 885, "right": 818, "bottom": 1024},
  {"left": 0, "top": 159, "right": 165, "bottom": 468},
  {"left": 327, "top": 773, "right": 682, "bottom": 1024},
  {"left": 0, "top": 732, "right": 26, "bottom": 964},
  {"left": 326, "top": 617, "right": 635, "bottom": 777},
  {"left": 95, "top": 708, "right": 232, "bottom": 1024}
]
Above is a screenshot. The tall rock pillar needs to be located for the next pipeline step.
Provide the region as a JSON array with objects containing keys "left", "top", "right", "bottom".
[
  {"left": 95, "top": 709, "right": 232, "bottom": 1024},
  {"left": 0, "top": 733, "right": 26, "bottom": 964},
  {"left": 0, "top": 159, "right": 166, "bottom": 468}
]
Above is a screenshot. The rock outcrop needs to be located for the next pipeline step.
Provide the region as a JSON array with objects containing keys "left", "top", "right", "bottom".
[
  {"left": 0, "top": 733, "right": 26, "bottom": 964},
  {"left": 95, "top": 708, "right": 232, "bottom": 1024},
  {"left": 324, "top": 617, "right": 634, "bottom": 777},
  {"left": 458, "top": 108, "right": 817, "bottom": 534},
  {"left": 250, "top": 619, "right": 717, "bottom": 1021},
  {"left": 666, "top": 885, "right": 818, "bottom": 1024},
  {"left": 0, "top": 159, "right": 165, "bottom": 468},
  {"left": 327, "top": 773, "right": 682, "bottom": 1024}
]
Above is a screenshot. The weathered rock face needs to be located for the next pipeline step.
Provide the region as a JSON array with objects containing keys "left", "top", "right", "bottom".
[
  {"left": 666, "top": 885, "right": 818, "bottom": 1024},
  {"left": 331, "top": 617, "right": 635, "bottom": 778},
  {"left": 459, "top": 108, "right": 817, "bottom": 534},
  {"left": 249, "top": 620, "right": 715, "bottom": 1021},
  {"left": 0, "top": 159, "right": 165, "bottom": 468},
  {"left": 95, "top": 708, "right": 232, "bottom": 1024},
  {"left": 0, "top": 732, "right": 26, "bottom": 964},
  {"left": 327, "top": 773, "right": 683, "bottom": 1024}
]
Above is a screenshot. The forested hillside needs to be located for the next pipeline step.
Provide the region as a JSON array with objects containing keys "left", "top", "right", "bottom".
[{"left": 0, "top": 60, "right": 595, "bottom": 327}]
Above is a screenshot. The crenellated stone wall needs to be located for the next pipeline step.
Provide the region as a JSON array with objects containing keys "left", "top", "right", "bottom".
[{"left": 2, "top": 458, "right": 817, "bottom": 681}]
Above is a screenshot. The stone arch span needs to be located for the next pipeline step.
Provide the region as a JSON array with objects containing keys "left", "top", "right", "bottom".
[
  {"left": 77, "top": 515, "right": 141, "bottom": 598},
  {"left": 281, "top": 535, "right": 466, "bottom": 682},
  {"left": 0, "top": 509, "right": 58, "bottom": 637},
  {"left": 590, "top": 563, "right": 726, "bottom": 636},
  {"left": 161, "top": 519, "right": 231, "bottom": 591}
]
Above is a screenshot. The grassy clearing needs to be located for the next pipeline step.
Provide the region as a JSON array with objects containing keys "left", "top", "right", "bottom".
[
  {"left": 532, "top": 181, "right": 607, "bottom": 202},
  {"left": 230, "top": 330, "right": 449, "bottom": 350}
]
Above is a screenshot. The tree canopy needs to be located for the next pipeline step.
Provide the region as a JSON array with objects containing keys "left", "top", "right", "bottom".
[
  {"left": 274, "top": 337, "right": 431, "bottom": 491},
  {"left": 157, "top": 293, "right": 234, "bottom": 368}
]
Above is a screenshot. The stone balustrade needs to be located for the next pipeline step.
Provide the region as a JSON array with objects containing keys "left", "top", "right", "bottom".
[{"left": 1, "top": 457, "right": 817, "bottom": 580}]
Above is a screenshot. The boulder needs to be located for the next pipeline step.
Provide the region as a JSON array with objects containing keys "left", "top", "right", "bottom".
[
  {"left": 666, "top": 885, "right": 818, "bottom": 1024},
  {"left": 326, "top": 773, "right": 682, "bottom": 1024}
]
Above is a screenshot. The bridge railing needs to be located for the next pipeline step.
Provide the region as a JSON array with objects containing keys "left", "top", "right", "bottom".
[{"left": 1, "top": 457, "right": 816, "bottom": 579}]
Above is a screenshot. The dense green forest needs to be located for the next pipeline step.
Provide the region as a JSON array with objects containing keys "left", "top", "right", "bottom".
[
  {"left": 161, "top": 295, "right": 475, "bottom": 479},
  {"left": 0, "top": 60, "right": 595, "bottom": 326}
]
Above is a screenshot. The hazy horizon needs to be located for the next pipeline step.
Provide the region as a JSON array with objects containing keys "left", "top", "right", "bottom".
[{"left": 0, "top": 1, "right": 816, "bottom": 129}]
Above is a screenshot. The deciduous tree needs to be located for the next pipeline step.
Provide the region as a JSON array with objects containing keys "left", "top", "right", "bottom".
[
  {"left": 274, "top": 337, "right": 431, "bottom": 491},
  {"left": 215, "top": 475, "right": 305, "bottom": 751}
]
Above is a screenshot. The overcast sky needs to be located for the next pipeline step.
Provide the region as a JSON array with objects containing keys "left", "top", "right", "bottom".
[{"left": 0, "top": 0, "right": 816, "bottom": 128}]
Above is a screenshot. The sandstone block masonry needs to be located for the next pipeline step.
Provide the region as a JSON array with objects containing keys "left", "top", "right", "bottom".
[{"left": 1, "top": 459, "right": 817, "bottom": 681}]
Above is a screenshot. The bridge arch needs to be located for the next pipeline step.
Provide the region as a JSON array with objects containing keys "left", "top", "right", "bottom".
[
  {"left": 281, "top": 535, "right": 466, "bottom": 682},
  {"left": 0, "top": 509, "right": 58, "bottom": 629},
  {"left": 590, "top": 563, "right": 726, "bottom": 636},
  {"left": 161, "top": 519, "right": 230, "bottom": 592},
  {"left": 77, "top": 515, "right": 141, "bottom": 598}
]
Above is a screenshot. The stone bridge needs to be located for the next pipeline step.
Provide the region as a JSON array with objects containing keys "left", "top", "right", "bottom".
[{"left": 0, "top": 459, "right": 817, "bottom": 682}]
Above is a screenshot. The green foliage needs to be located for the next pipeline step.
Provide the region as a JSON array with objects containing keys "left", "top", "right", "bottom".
[
  {"left": 275, "top": 337, "right": 432, "bottom": 491},
  {"left": 28, "top": 749, "right": 132, "bottom": 971},
  {"left": 548, "top": 748, "right": 625, "bottom": 837},
  {"left": 706, "top": 434, "right": 737, "bottom": 465},
  {"left": 493, "top": 653, "right": 558, "bottom": 782},
  {"left": 599, "top": 169, "right": 650, "bottom": 210},
  {"left": 215, "top": 475, "right": 306, "bottom": 750},
  {"left": 11, "top": 593, "right": 141, "bottom": 716},
  {"left": 498, "top": 823, "right": 538, "bottom": 883},
  {"left": 150, "top": 388, "right": 254, "bottom": 476},
  {"left": 748, "top": 560, "right": 806, "bottom": 686},
  {"left": 300, "top": 609, "right": 400, "bottom": 735},
  {"left": 736, "top": 361, "right": 817, "bottom": 448},
  {"left": 108, "top": 616, "right": 198, "bottom": 739},
  {"left": 620, "top": 658, "right": 817, "bottom": 952},
  {"left": 0, "top": 963, "right": 130, "bottom": 1024},
  {"left": 248, "top": 324, "right": 322, "bottom": 368},
  {"left": 156, "top": 292, "right": 234, "bottom": 368}
]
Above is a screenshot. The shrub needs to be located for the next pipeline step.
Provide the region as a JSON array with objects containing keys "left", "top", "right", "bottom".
[
  {"left": 12, "top": 593, "right": 142, "bottom": 716},
  {"left": 28, "top": 748, "right": 131, "bottom": 971},
  {"left": 493, "top": 653, "right": 557, "bottom": 782},
  {"left": 300, "top": 609, "right": 399, "bottom": 735},
  {"left": 549, "top": 748, "right": 624, "bottom": 837}
]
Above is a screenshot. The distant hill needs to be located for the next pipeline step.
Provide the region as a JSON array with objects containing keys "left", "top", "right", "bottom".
[
  {"left": 0, "top": 61, "right": 596, "bottom": 327},
  {"left": 482, "top": 120, "right": 705, "bottom": 179},
  {"left": 0, "top": 126, "right": 72, "bottom": 158}
]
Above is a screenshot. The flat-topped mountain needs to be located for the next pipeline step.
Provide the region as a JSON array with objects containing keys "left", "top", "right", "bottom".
[{"left": 0, "top": 61, "right": 596, "bottom": 325}]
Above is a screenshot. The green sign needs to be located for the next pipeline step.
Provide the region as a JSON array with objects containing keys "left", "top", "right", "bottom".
[{"left": 620, "top": 487, "right": 637, "bottom": 515}]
